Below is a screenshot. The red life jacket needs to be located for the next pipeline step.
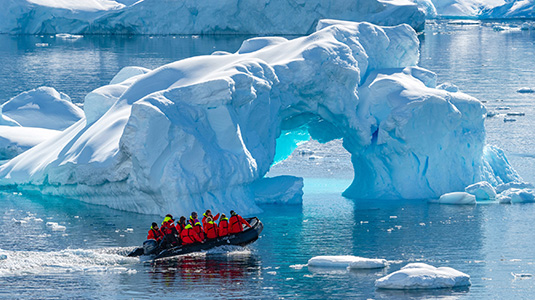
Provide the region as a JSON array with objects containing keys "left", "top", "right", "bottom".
[
  {"left": 147, "top": 228, "right": 163, "bottom": 241},
  {"left": 180, "top": 224, "right": 202, "bottom": 245},
  {"left": 192, "top": 222, "right": 205, "bottom": 240},
  {"left": 229, "top": 214, "right": 251, "bottom": 234},
  {"left": 218, "top": 218, "right": 229, "bottom": 237},
  {"left": 204, "top": 221, "right": 218, "bottom": 239},
  {"left": 175, "top": 222, "right": 186, "bottom": 235}
]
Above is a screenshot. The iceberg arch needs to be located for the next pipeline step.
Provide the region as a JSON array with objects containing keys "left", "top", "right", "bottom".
[{"left": 0, "top": 21, "right": 519, "bottom": 215}]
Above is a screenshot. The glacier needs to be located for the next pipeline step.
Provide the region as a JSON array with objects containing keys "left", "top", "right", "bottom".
[
  {"left": 0, "top": 0, "right": 425, "bottom": 34},
  {"left": 0, "top": 20, "right": 521, "bottom": 215},
  {"left": 413, "top": 0, "right": 534, "bottom": 18}
]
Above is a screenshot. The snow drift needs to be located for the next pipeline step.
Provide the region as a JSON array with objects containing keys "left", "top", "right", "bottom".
[
  {"left": 0, "top": 21, "right": 520, "bottom": 215},
  {"left": 0, "top": 0, "right": 425, "bottom": 34}
]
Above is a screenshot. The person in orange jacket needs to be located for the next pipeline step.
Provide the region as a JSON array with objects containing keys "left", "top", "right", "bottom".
[
  {"left": 204, "top": 217, "right": 218, "bottom": 239},
  {"left": 180, "top": 224, "right": 203, "bottom": 245},
  {"left": 147, "top": 222, "right": 163, "bottom": 242},
  {"left": 202, "top": 209, "right": 220, "bottom": 226},
  {"left": 228, "top": 210, "right": 251, "bottom": 234},
  {"left": 218, "top": 214, "right": 229, "bottom": 237}
]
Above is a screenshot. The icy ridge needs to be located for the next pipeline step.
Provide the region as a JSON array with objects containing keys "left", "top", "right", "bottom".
[
  {"left": 0, "top": 21, "right": 519, "bottom": 214},
  {"left": 0, "top": 0, "right": 425, "bottom": 34}
]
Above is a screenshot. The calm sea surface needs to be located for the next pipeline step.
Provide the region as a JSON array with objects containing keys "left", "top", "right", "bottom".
[{"left": 1, "top": 21, "right": 535, "bottom": 299}]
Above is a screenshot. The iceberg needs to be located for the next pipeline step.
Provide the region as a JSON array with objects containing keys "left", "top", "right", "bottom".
[
  {"left": 308, "top": 255, "right": 387, "bottom": 269},
  {"left": 0, "top": 21, "right": 520, "bottom": 215},
  {"left": 0, "top": 126, "right": 60, "bottom": 160},
  {"left": 465, "top": 181, "right": 496, "bottom": 201},
  {"left": 497, "top": 188, "right": 535, "bottom": 204},
  {"left": 435, "top": 192, "right": 476, "bottom": 205},
  {"left": 0, "top": 0, "right": 425, "bottom": 34},
  {"left": 413, "top": 0, "right": 505, "bottom": 17},
  {"left": 375, "top": 263, "right": 471, "bottom": 289},
  {"left": 480, "top": 0, "right": 535, "bottom": 19},
  {"left": 2, "top": 87, "right": 84, "bottom": 131}
]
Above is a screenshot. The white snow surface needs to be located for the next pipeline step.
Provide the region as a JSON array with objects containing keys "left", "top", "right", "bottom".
[
  {"left": 0, "top": 126, "right": 60, "bottom": 160},
  {"left": 436, "top": 192, "right": 476, "bottom": 205},
  {"left": 2, "top": 87, "right": 84, "bottom": 131},
  {"left": 465, "top": 181, "right": 497, "bottom": 200},
  {"left": 375, "top": 263, "right": 471, "bottom": 289},
  {"left": 0, "top": 0, "right": 425, "bottom": 34},
  {"left": 0, "top": 21, "right": 520, "bottom": 215},
  {"left": 308, "top": 255, "right": 387, "bottom": 269}
]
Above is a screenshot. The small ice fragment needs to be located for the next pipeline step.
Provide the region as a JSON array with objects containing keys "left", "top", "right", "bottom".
[
  {"left": 503, "top": 117, "right": 517, "bottom": 122},
  {"left": 289, "top": 264, "right": 306, "bottom": 270},
  {"left": 390, "top": 216, "right": 397, "bottom": 219},
  {"left": 34, "top": 218, "right": 43, "bottom": 222},
  {"left": 506, "top": 112, "right": 525, "bottom": 116},
  {"left": 308, "top": 256, "right": 387, "bottom": 269},
  {"left": 46, "top": 222, "right": 58, "bottom": 227},
  {"left": 125, "top": 228, "right": 134, "bottom": 232},
  {"left": 0, "top": 254, "right": 7, "bottom": 260},
  {"left": 267, "top": 271, "right": 277, "bottom": 275},
  {"left": 512, "top": 272, "right": 532, "bottom": 279},
  {"left": 419, "top": 223, "right": 426, "bottom": 226},
  {"left": 51, "top": 224, "right": 66, "bottom": 231},
  {"left": 496, "top": 106, "right": 510, "bottom": 110},
  {"left": 517, "top": 87, "right": 535, "bottom": 93}
]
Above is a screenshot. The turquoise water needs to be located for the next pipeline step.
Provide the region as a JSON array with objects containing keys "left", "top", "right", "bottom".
[{"left": 1, "top": 21, "right": 535, "bottom": 299}]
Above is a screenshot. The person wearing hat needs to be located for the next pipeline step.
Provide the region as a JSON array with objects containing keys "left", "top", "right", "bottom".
[
  {"left": 147, "top": 222, "right": 163, "bottom": 242},
  {"left": 228, "top": 210, "right": 251, "bottom": 234},
  {"left": 204, "top": 216, "right": 219, "bottom": 239},
  {"left": 202, "top": 209, "right": 220, "bottom": 226},
  {"left": 175, "top": 216, "right": 187, "bottom": 235}
]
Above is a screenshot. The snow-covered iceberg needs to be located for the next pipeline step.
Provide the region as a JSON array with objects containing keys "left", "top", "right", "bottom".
[
  {"left": 375, "top": 263, "right": 471, "bottom": 289},
  {"left": 480, "top": 0, "right": 535, "bottom": 19},
  {"left": 435, "top": 192, "right": 476, "bottom": 205},
  {"left": 2, "top": 87, "right": 84, "bottom": 131},
  {"left": 0, "top": 87, "right": 83, "bottom": 160},
  {"left": 0, "top": 0, "right": 425, "bottom": 34},
  {"left": 0, "top": 21, "right": 519, "bottom": 215}
]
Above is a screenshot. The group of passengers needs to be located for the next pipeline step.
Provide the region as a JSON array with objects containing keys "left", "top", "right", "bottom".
[{"left": 147, "top": 210, "right": 251, "bottom": 248}]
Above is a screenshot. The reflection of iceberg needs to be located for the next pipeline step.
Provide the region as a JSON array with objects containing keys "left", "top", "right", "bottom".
[{"left": 0, "top": 20, "right": 520, "bottom": 215}]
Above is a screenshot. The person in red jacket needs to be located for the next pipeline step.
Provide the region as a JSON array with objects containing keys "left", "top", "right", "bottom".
[
  {"left": 218, "top": 214, "right": 229, "bottom": 237},
  {"left": 192, "top": 219, "right": 205, "bottom": 241},
  {"left": 147, "top": 222, "right": 163, "bottom": 242},
  {"left": 204, "top": 217, "right": 218, "bottom": 239},
  {"left": 180, "top": 224, "right": 203, "bottom": 245},
  {"left": 160, "top": 214, "right": 179, "bottom": 247},
  {"left": 202, "top": 209, "right": 220, "bottom": 226},
  {"left": 228, "top": 210, "right": 251, "bottom": 234},
  {"left": 175, "top": 216, "right": 187, "bottom": 235}
]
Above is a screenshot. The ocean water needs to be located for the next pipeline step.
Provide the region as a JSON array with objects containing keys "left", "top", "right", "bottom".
[{"left": 1, "top": 20, "right": 535, "bottom": 299}]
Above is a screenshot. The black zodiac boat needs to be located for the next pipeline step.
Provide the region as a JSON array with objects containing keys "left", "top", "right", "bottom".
[{"left": 127, "top": 217, "right": 263, "bottom": 260}]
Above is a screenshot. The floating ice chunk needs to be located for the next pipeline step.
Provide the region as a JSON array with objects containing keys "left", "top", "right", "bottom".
[
  {"left": 521, "top": 22, "right": 535, "bottom": 31},
  {"left": 251, "top": 176, "right": 303, "bottom": 205},
  {"left": 486, "top": 111, "right": 498, "bottom": 118},
  {"left": 496, "top": 182, "right": 534, "bottom": 193},
  {"left": 46, "top": 221, "right": 66, "bottom": 231},
  {"left": 308, "top": 255, "right": 387, "bottom": 269},
  {"left": 465, "top": 181, "right": 496, "bottom": 201},
  {"left": 55, "top": 33, "right": 83, "bottom": 40},
  {"left": 496, "top": 106, "right": 510, "bottom": 110},
  {"left": 512, "top": 272, "right": 533, "bottom": 279},
  {"left": 436, "top": 192, "right": 476, "bottom": 205},
  {"left": 497, "top": 188, "right": 535, "bottom": 204},
  {"left": 503, "top": 117, "right": 516, "bottom": 122},
  {"left": 506, "top": 112, "right": 525, "bottom": 116},
  {"left": 448, "top": 20, "right": 480, "bottom": 25},
  {"left": 1, "top": 87, "right": 83, "bottom": 130},
  {"left": 517, "top": 87, "right": 535, "bottom": 93},
  {"left": 375, "top": 263, "right": 471, "bottom": 289}
]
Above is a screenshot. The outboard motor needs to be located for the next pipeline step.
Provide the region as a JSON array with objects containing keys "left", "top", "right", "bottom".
[{"left": 143, "top": 239, "right": 159, "bottom": 255}]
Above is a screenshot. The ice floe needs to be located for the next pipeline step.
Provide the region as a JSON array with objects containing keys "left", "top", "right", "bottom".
[
  {"left": 375, "top": 263, "right": 471, "bottom": 289},
  {"left": 308, "top": 255, "right": 387, "bottom": 269}
]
